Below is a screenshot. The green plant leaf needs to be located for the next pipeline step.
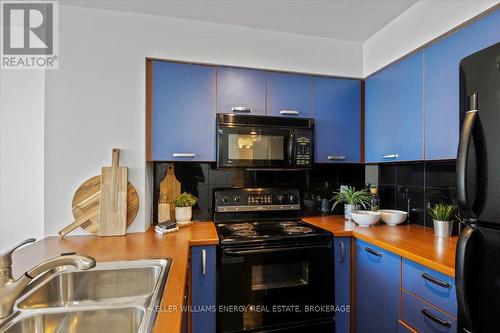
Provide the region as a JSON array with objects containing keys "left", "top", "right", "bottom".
[{"left": 171, "top": 192, "right": 197, "bottom": 207}]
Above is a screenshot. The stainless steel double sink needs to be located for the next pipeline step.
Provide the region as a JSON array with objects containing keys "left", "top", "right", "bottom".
[{"left": 0, "top": 259, "right": 171, "bottom": 333}]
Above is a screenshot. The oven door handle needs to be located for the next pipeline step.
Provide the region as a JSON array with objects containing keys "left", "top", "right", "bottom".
[{"left": 223, "top": 243, "right": 332, "bottom": 256}]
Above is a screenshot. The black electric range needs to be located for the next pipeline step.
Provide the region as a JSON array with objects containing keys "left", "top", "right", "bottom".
[{"left": 213, "top": 188, "right": 335, "bottom": 333}]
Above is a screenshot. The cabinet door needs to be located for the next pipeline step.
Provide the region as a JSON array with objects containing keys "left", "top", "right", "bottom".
[
  {"left": 267, "top": 72, "right": 312, "bottom": 117},
  {"left": 355, "top": 240, "right": 400, "bottom": 333},
  {"left": 217, "top": 67, "right": 266, "bottom": 115},
  {"left": 191, "top": 246, "right": 216, "bottom": 333},
  {"left": 424, "top": 9, "right": 500, "bottom": 160},
  {"left": 334, "top": 237, "right": 351, "bottom": 333},
  {"left": 365, "top": 51, "right": 423, "bottom": 163},
  {"left": 313, "top": 77, "right": 361, "bottom": 163},
  {"left": 151, "top": 61, "right": 216, "bottom": 161}
]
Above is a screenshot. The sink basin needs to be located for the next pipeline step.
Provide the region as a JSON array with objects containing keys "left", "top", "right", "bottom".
[
  {"left": 19, "top": 265, "right": 161, "bottom": 309},
  {"left": 0, "top": 259, "right": 170, "bottom": 333},
  {"left": 2, "top": 307, "right": 144, "bottom": 333}
]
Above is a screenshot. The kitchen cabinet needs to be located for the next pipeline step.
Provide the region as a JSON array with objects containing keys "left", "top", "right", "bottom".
[
  {"left": 151, "top": 61, "right": 216, "bottom": 161},
  {"left": 355, "top": 240, "right": 400, "bottom": 333},
  {"left": 217, "top": 66, "right": 267, "bottom": 115},
  {"left": 424, "top": 9, "right": 500, "bottom": 160},
  {"left": 191, "top": 246, "right": 216, "bottom": 333},
  {"left": 267, "top": 72, "right": 312, "bottom": 118},
  {"left": 313, "top": 77, "right": 361, "bottom": 163},
  {"left": 334, "top": 237, "right": 351, "bottom": 333},
  {"left": 365, "top": 51, "right": 423, "bottom": 163}
]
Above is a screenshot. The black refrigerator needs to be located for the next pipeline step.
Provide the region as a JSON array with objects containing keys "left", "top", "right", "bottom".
[{"left": 456, "top": 41, "right": 500, "bottom": 333}]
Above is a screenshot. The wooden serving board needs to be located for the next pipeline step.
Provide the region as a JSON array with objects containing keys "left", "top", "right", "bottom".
[
  {"left": 72, "top": 176, "right": 139, "bottom": 234},
  {"left": 159, "top": 163, "right": 181, "bottom": 221}
]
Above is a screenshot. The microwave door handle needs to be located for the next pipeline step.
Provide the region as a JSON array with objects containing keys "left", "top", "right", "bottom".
[
  {"left": 223, "top": 243, "right": 332, "bottom": 256},
  {"left": 288, "top": 132, "right": 295, "bottom": 166}
]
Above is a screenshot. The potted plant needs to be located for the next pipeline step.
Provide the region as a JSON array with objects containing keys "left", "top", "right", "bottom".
[
  {"left": 330, "top": 186, "right": 371, "bottom": 220},
  {"left": 428, "top": 203, "right": 456, "bottom": 237},
  {"left": 171, "top": 192, "right": 197, "bottom": 226}
]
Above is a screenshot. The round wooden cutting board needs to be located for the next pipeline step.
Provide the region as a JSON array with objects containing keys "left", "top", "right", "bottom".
[{"left": 72, "top": 176, "right": 139, "bottom": 234}]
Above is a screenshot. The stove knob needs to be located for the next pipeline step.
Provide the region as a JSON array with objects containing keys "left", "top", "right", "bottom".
[
  {"left": 288, "top": 194, "right": 297, "bottom": 204},
  {"left": 233, "top": 195, "right": 240, "bottom": 203},
  {"left": 276, "top": 194, "right": 285, "bottom": 204},
  {"left": 221, "top": 196, "right": 229, "bottom": 204}
]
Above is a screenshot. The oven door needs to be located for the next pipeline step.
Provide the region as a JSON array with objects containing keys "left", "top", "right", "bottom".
[
  {"left": 218, "top": 241, "right": 334, "bottom": 332},
  {"left": 217, "top": 125, "right": 293, "bottom": 168}
]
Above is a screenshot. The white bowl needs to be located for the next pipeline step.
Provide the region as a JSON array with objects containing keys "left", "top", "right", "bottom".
[
  {"left": 379, "top": 209, "right": 408, "bottom": 226},
  {"left": 351, "top": 210, "right": 381, "bottom": 227}
]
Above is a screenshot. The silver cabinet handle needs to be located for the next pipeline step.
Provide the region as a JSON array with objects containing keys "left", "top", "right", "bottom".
[
  {"left": 232, "top": 107, "right": 252, "bottom": 113},
  {"left": 172, "top": 153, "right": 197, "bottom": 158},
  {"left": 279, "top": 110, "right": 300, "bottom": 116},
  {"left": 339, "top": 241, "right": 345, "bottom": 263},
  {"left": 328, "top": 155, "right": 346, "bottom": 161},
  {"left": 201, "top": 249, "right": 207, "bottom": 276},
  {"left": 382, "top": 154, "right": 399, "bottom": 159}
]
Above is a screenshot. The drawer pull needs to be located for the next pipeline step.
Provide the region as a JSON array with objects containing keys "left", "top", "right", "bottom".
[
  {"left": 382, "top": 154, "right": 399, "bottom": 159},
  {"left": 422, "top": 272, "right": 451, "bottom": 289},
  {"left": 279, "top": 110, "right": 300, "bottom": 116},
  {"left": 364, "top": 247, "right": 383, "bottom": 257},
  {"left": 328, "top": 155, "right": 347, "bottom": 161},
  {"left": 232, "top": 106, "right": 252, "bottom": 113},
  {"left": 339, "top": 241, "right": 345, "bottom": 263},
  {"left": 421, "top": 308, "right": 452, "bottom": 328},
  {"left": 173, "top": 153, "right": 197, "bottom": 158},
  {"left": 202, "top": 249, "right": 207, "bottom": 276}
]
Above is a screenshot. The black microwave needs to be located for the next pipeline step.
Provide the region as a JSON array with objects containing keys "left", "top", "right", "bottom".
[{"left": 216, "top": 114, "right": 314, "bottom": 169}]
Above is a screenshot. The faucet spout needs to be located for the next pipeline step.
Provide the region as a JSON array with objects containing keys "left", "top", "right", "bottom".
[{"left": 0, "top": 251, "right": 96, "bottom": 319}]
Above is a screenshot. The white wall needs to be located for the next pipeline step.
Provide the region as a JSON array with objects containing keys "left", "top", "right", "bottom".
[
  {"left": 363, "top": 0, "right": 499, "bottom": 76},
  {"left": 43, "top": 5, "right": 363, "bottom": 236},
  {"left": 0, "top": 69, "right": 45, "bottom": 252}
]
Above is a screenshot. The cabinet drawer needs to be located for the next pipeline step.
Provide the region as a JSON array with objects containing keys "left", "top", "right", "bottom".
[
  {"left": 402, "top": 291, "right": 457, "bottom": 333},
  {"left": 402, "top": 259, "right": 457, "bottom": 315}
]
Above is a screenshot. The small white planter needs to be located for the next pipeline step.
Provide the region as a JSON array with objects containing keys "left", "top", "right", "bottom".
[
  {"left": 433, "top": 220, "right": 453, "bottom": 237},
  {"left": 344, "top": 204, "right": 358, "bottom": 220},
  {"left": 175, "top": 207, "right": 192, "bottom": 225}
]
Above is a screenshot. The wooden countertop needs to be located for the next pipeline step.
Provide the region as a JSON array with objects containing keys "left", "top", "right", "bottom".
[
  {"left": 10, "top": 216, "right": 457, "bottom": 333},
  {"left": 11, "top": 222, "right": 218, "bottom": 333},
  {"left": 303, "top": 216, "right": 458, "bottom": 277}
]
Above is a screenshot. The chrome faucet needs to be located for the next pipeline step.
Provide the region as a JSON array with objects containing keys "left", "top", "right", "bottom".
[{"left": 0, "top": 238, "right": 96, "bottom": 319}]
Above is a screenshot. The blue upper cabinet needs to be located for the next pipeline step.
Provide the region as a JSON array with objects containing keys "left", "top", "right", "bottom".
[
  {"left": 191, "top": 246, "right": 216, "bottom": 333},
  {"left": 424, "top": 9, "right": 500, "bottom": 160},
  {"left": 151, "top": 61, "right": 216, "bottom": 161},
  {"left": 365, "top": 51, "right": 424, "bottom": 163},
  {"left": 334, "top": 238, "right": 351, "bottom": 333},
  {"left": 313, "top": 77, "right": 361, "bottom": 163},
  {"left": 217, "top": 67, "right": 266, "bottom": 115},
  {"left": 355, "top": 240, "right": 400, "bottom": 333},
  {"left": 267, "top": 72, "right": 312, "bottom": 118}
]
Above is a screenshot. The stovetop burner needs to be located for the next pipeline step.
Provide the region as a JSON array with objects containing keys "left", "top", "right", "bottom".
[
  {"left": 283, "top": 225, "right": 314, "bottom": 235},
  {"left": 228, "top": 223, "right": 254, "bottom": 231}
]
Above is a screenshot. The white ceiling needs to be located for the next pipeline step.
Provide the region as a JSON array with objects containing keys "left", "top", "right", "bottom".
[{"left": 60, "top": 0, "right": 418, "bottom": 42}]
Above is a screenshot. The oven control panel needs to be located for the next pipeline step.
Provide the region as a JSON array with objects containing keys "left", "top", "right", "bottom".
[{"left": 214, "top": 188, "right": 300, "bottom": 212}]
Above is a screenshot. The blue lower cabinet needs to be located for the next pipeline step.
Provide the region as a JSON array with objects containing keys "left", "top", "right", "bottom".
[
  {"left": 355, "top": 240, "right": 400, "bottom": 333},
  {"left": 402, "top": 291, "right": 457, "bottom": 333},
  {"left": 334, "top": 238, "right": 351, "bottom": 333},
  {"left": 191, "top": 246, "right": 216, "bottom": 333},
  {"left": 402, "top": 259, "right": 456, "bottom": 316}
]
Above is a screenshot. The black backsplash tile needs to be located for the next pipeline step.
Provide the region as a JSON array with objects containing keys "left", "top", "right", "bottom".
[
  {"left": 376, "top": 160, "right": 457, "bottom": 228},
  {"left": 396, "top": 162, "right": 425, "bottom": 187},
  {"left": 379, "top": 164, "right": 396, "bottom": 185},
  {"left": 152, "top": 162, "right": 365, "bottom": 223}
]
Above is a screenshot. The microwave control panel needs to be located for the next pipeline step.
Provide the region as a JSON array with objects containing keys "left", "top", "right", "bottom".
[{"left": 294, "top": 131, "right": 312, "bottom": 167}]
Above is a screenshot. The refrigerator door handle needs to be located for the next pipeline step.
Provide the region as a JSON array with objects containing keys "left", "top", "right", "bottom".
[
  {"left": 457, "top": 93, "right": 478, "bottom": 216},
  {"left": 456, "top": 225, "right": 475, "bottom": 332}
]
